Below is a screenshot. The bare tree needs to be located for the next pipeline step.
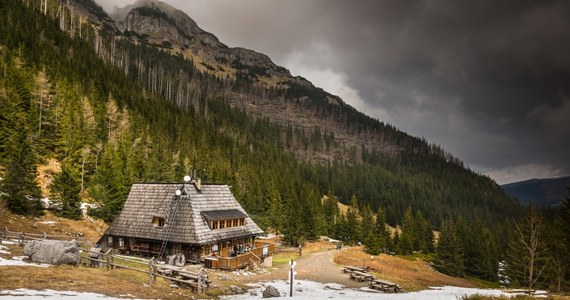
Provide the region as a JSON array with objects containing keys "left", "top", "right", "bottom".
[
  {"left": 508, "top": 203, "right": 548, "bottom": 294},
  {"left": 33, "top": 69, "right": 53, "bottom": 137}
]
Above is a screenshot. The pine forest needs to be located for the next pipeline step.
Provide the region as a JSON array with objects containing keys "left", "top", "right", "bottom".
[{"left": 1, "top": 0, "right": 569, "bottom": 291}]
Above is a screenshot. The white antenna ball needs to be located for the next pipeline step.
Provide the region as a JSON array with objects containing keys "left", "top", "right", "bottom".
[
  {"left": 175, "top": 190, "right": 182, "bottom": 196},
  {"left": 183, "top": 175, "right": 191, "bottom": 182}
]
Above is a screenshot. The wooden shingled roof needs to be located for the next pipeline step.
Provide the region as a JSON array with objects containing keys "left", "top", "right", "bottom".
[{"left": 105, "top": 183, "right": 263, "bottom": 245}]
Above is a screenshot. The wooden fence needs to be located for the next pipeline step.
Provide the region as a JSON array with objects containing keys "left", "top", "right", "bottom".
[
  {"left": 80, "top": 249, "right": 209, "bottom": 293},
  {"left": 1, "top": 228, "right": 86, "bottom": 245},
  {"left": 1, "top": 228, "right": 209, "bottom": 293}
]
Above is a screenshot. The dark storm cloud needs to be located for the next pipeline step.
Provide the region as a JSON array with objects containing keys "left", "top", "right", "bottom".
[{"left": 96, "top": 0, "right": 570, "bottom": 184}]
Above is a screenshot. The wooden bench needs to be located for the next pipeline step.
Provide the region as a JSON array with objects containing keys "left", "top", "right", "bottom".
[
  {"left": 369, "top": 279, "right": 402, "bottom": 293},
  {"left": 155, "top": 264, "right": 212, "bottom": 287},
  {"left": 343, "top": 265, "right": 367, "bottom": 273},
  {"left": 349, "top": 270, "right": 375, "bottom": 281}
]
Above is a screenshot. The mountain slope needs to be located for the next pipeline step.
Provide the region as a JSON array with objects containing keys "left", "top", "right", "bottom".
[
  {"left": 501, "top": 176, "right": 570, "bottom": 206},
  {"left": 0, "top": 0, "right": 522, "bottom": 240},
  {"left": 63, "top": 0, "right": 460, "bottom": 164}
]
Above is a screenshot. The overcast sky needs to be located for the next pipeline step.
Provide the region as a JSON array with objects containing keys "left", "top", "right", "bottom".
[{"left": 95, "top": 0, "right": 570, "bottom": 185}]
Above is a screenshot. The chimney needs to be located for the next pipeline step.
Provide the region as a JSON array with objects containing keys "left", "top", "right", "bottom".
[{"left": 188, "top": 170, "right": 201, "bottom": 192}]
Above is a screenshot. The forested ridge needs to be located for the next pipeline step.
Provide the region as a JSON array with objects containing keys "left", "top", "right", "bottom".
[{"left": 2, "top": 0, "right": 569, "bottom": 289}]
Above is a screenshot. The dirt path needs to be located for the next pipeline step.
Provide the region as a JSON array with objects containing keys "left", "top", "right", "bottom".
[{"left": 243, "top": 247, "right": 366, "bottom": 288}]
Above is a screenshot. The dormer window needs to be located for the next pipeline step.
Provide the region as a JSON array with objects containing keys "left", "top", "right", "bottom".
[
  {"left": 202, "top": 209, "right": 248, "bottom": 230},
  {"left": 152, "top": 216, "right": 165, "bottom": 228}
]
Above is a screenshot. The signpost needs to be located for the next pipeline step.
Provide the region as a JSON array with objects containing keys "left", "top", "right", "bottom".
[{"left": 289, "top": 260, "right": 296, "bottom": 297}]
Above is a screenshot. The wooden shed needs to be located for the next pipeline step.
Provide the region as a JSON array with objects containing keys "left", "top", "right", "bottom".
[{"left": 97, "top": 179, "right": 265, "bottom": 265}]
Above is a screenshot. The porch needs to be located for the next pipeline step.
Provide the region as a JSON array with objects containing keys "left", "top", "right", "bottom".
[{"left": 205, "top": 241, "right": 275, "bottom": 271}]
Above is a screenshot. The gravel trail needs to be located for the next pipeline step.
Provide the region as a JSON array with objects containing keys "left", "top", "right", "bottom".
[{"left": 243, "top": 247, "right": 367, "bottom": 288}]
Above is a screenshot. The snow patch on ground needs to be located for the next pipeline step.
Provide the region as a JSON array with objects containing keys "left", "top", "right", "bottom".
[
  {"left": 0, "top": 257, "right": 50, "bottom": 267},
  {"left": 0, "top": 250, "right": 10, "bottom": 255},
  {"left": 1, "top": 240, "right": 16, "bottom": 245},
  {"left": 0, "top": 289, "right": 139, "bottom": 299},
  {"left": 221, "top": 280, "right": 535, "bottom": 300},
  {"left": 38, "top": 220, "right": 58, "bottom": 225}
]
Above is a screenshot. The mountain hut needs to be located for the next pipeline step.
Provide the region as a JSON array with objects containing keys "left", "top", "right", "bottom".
[{"left": 97, "top": 178, "right": 272, "bottom": 269}]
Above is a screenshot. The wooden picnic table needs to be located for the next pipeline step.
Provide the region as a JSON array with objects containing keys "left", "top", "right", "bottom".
[
  {"left": 369, "top": 279, "right": 402, "bottom": 293},
  {"left": 349, "top": 270, "right": 375, "bottom": 282},
  {"left": 343, "top": 265, "right": 367, "bottom": 273}
]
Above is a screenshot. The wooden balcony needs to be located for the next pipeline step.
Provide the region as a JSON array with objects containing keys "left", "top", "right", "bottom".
[{"left": 206, "top": 242, "right": 275, "bottom": 270}]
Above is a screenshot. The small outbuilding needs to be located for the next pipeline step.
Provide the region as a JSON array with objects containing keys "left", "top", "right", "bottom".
[{"left": 97, "top": 177, "right": 268, "bottom": 267}]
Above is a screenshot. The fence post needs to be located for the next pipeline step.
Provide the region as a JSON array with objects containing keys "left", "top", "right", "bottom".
[
  {"left": 197, "top": 268, "right": 203, "bottom": 294},
  {"left": 18, "top": 232, "right": 24, "bottom": 245},
  {"left": 103, "top": 249, "right": 112, "bottom": 269},
  {"left": 148, "top": 258, "right": 156, "bottom": 286},
  {"left": 106, "top": 254, "right": 111, "bottom": 271}
]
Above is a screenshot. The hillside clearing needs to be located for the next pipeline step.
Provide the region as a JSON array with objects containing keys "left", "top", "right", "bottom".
[
  {"left": 333, "top": 246, "right": 476, "bottom": 291},
  {"left": 1, "top": 210, "right": 567, "bottom": 299}
]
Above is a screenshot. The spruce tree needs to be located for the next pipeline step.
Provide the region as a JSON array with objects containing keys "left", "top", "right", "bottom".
[
  {"left": 463, "top": 217, "right": 498, "bottom": 280},
  {"left": 434, "top": 218, "right": 464, "bottom": 276},
  {"left": 345, "top": 194, "right": 362, "bottom": 244},
  {"left": 281, "top": 183, "right": 304, "bottom": 246},
  {"left": 399, "top": 206, "right": 415, "bottom": 254},
  {"left": 88, "top": 144, "right": 129, "bottom": 222},
  {"left": 267, "top": 187, "right": 284, "bottom": 234},
  {"left": 545, "top": 217, "right": 568, "bottom": 292},
  {"left": 51, "top": 162, "right": 82, "bottom": 219},
  {"left": 2, "top": 125, "right": 43, "bottom": 216},
  {"left": 374, "top": 206, "right": 391, "bottom": 253},
  {"left": 1, "top": 62, "right": 42, "bottom": 216},
  {"left": 323, "top": 192, "right": 340, "bottom": 236},
  {"left": 360, "top": 205, "right": 374, "bottom": 242},
  {"left": 364, "top": 229, "right": 382, "bottom": 255}
]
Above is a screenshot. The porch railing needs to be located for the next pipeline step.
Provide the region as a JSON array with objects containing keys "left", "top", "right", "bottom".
[{"left": 215, "top": 242, "right": 275, "bottom": 271}]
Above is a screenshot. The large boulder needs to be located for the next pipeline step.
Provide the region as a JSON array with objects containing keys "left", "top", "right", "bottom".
[
  {"left": 262, "top": 285, "right": 280, "bottom": 298},
  {"left": 24, "top": 239, "right": 81, "bottom": 265},
  {"left": 227, "top": 285, "right": 245, "bottom": 294}
]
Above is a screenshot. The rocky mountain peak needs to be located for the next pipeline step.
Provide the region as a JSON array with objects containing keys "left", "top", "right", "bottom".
[
  {"left": 107, "top": 0, "right": 291, "bottom": 82},
  {"left": 112, "top": 0, "right": 206, "bottom": 44}
]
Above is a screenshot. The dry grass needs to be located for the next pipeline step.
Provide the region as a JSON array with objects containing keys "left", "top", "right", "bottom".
[
  {"left": 302, "top": 239, "right": 337, "bottom": 253},
  {"left": 36, "top": 158, "right": 61, "bottom": 198},
  {"left": 272, "top": 240, "right": 334, "bottom": 266},
  {"left": 0, "top": 208, "right": 250, "bottom": 299},
  {"left": 0, "top": 241, "right": 245, "bottom": 299},
  {"left": 0, "top": 208, "right": 190, "bottom": 298},
  {"left": 2, "top": 207, "right": 554, "bottom": 299},
  {"left": 334, "top": 246, "right": 477, "bottom": 291},
  {"left": 0, "top": 209, "right": 107, "bottom": 243},
  {"left": 0, "top": 263, "right": 198, "bottom": 299}
]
